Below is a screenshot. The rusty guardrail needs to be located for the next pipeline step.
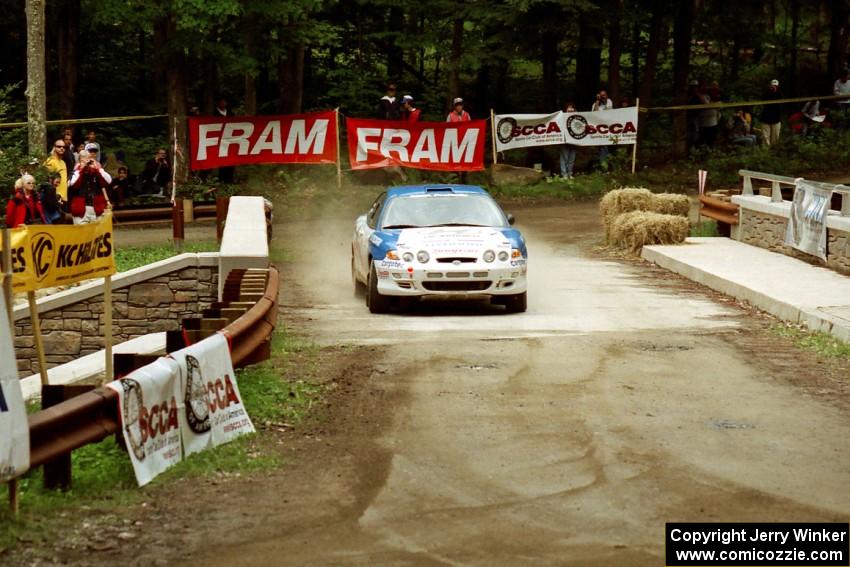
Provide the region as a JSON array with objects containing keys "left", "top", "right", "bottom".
[
  {"left": 112, "top": 203, "right": 217, "bottom": 224},
  {"left": 699, "top": 195, "right": 739, "bottom": 226},
  {"left": 25, "top": 266, "right": 280, "bottom": 471}
]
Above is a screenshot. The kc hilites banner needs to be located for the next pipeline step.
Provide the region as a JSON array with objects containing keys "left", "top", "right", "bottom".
[
  {"left": 346, "top": 118, "right": 486, "bottom": 171},
  {"left": 189, "top": 111, "right": 338, "bottom": 170},
  {"left": 0, "top": 214, "right": 115, "bottom": 292}
]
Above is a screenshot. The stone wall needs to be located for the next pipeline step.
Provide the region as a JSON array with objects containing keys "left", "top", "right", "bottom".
[
  {"left": 13, "top": 255, "right": 218, "bottom": 377},
  {"left": 739, "top": 208, "right": 850, "bottom": 275}
]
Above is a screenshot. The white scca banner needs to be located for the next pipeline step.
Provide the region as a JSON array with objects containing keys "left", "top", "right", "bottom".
[
  {"left": 785, "top": 179, "right": 832, "bottom": 260},
  {"left": 494, "top": 111, "right": 565, "bottom": 152},
  {"left": 172, "top": 334, "right": 255, "bottom": 457},
  {"left": 0, "top": 292, "right": 29, "bottom": 482},
  {"left": 563, "top": 106, "right": 638, "bottom": 147},
  {"left": 107, "top": 358, "right": 183, "bottom": 487}
]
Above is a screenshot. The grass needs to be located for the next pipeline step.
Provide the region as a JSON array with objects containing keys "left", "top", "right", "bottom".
[
  {"left": 114, "top": 241, "right": 219, "bottom": 272},
  {"left": 0, "top": 328, "right": 323, "bottom": 550},
  {"left": 771, "top": 324, "right": 850, "bottom": 360},
  {"left": 690, "top": 220, "right": 720, "bottom": 237}
]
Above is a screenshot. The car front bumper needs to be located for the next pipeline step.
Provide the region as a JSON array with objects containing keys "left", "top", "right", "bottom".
[{"left": 373, "top": 258, "right": 528, "bottom": 297}]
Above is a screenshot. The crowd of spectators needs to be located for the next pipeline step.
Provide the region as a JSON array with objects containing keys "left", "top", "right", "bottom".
[{"left": 4, "top": 125, "right": 174, "bottom": 228}]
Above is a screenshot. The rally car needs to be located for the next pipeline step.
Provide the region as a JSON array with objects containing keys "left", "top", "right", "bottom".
[{"left": 351, "top": 185, "right": 528, "bottom": 313}]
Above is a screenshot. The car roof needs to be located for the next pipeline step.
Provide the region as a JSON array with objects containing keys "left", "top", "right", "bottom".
[{"left": 385, "top": 185, "right": 489, "bottom": 198}]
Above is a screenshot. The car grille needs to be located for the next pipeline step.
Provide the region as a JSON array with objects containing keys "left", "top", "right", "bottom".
[
  {"left": 422, "top": 281, "right": 492, "bottom": 292},
  {"left": 436, "top": 257, "right": 476, "bottom": 263}
]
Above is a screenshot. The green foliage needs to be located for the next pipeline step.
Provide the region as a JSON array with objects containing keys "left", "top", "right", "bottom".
[
  {"left": 0, "top": 84, "right": 31, "bottom": 191},
  {"left": 115, "top": 241, "right": 218, "bottom": 272},
  {"left": 772, "top": 324, "right": 850, "bottom": 360}
]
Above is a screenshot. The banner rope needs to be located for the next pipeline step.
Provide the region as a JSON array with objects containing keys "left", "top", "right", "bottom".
[{"left": 0, "top": 114, "right": 167, "bottom": 129}]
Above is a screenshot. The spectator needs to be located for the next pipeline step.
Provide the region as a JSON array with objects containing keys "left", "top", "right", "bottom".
[
  {"left": 708, "top": 80, "right": 722, "bottom": 102},
  {"left": 83, "top": 142, "right": 103, "bottom": 166},
  {"left": 686, "top": 80, "right": 702, "bottom": 150},
  {"left": 760, "top": 79, "right": 783, "bottom": 145},
  {"left": 726, "top": 110, "right": 758, "bottom": 146},
  {"left": 559, "top": 101, "right": 578, "bottom": 178},
  {"left": 592, "top": 90, "right": 613, "bottom": 111},
  {"left": 109, "top": 166, "right": 130, "bottom": 206},
  {"left": 85, "top": 129, "right": 104, "bottom": 164},
  {"left": 446, "top": 97, "right": 470, "bottom": 122},
  {"left": 697, "top": 90, "right": 720, "bottom": 148},
  {"left": 5, "top": 174, "right": 46, "bottom": 227},
  {"left": 833, "top": 70, "right": 850, "bottom": 97},
  {"left": 800, "top": 100, "right": 825, "bottom": 136},
  {"left": 591, "top": 90, "right": 613, "bottom": 167},
  {"left": 61, "top": 130, "right": 76, "bottom": 177},
  {"left": 69, "top": 150, "right": 111, "bottom": 224},
  {"left": 75, "top": 142, "right": 86, "bottom": 163},
  {"left": 619, "top": 96, "right": 631, "bottom": 109},
  {"left": 215, "top": 97, "right": 235, "bottom": 183},
  {"left": 40, "top": 176, "right": 64, "bottom": 224},
  {"left": 376, "top": 82, "right": 400, "bottom": 120},
  {"left": 43, "top": 138, "right": 69, "bottom": 201},
  {"left": 140, "top": 149, "right": 171, "bottom": 196},
  {"left": 400, "top": 95, "right": 420, "bottom": 122}
]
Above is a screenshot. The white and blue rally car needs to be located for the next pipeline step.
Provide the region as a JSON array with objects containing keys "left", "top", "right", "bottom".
[{"left": 351, "top": 185, "right": 528, "bottom": 313}]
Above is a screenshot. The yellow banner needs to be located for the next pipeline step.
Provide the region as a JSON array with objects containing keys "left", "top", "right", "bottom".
[{"left": 1, "top": 215, "right": 116, "bottom": 292}]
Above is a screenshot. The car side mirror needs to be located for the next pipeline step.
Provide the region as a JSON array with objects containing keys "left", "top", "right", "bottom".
[{"left": 506, "top": 213, "right": 515, "bottom": 226}]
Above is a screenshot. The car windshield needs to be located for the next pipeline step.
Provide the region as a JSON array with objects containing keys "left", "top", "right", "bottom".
[{"left": 380, "top": 194, "right": 506, "bottom": 229}]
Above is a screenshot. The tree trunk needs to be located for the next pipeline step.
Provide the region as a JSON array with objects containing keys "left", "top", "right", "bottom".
[
  {"left": 56, "top": 0, "right": 79, "bottom": 120},
  {"left": 279, "top": 40, "right": 305, "bottom": 114},
  {"left": 576, "top": 12, "right": 604, "bottom": 110},
  {"left": 638, "top": 0, "right": 666, "bottom": 136},
  {"left": 541, "top": 30, "right": 559, "bottom": 108},
  {"left": 671, "top": 0, "right": 694, "bottom": 158},
  {"left": 447, "top": 18, "right": 464, "bottom": 109},
  {"left": 201, "top": 59, "right": 218, "bottom": 115},
  {"left": 827, "top": 0, "right": 849, "bottom": 80},
  {"left": 163, "top": 13, "right": 188, "bottom": 184},
  {"left": 631, "top": 5, "right": 641, "bottom": 98},
  {"left": 788, "top": 0, "right": 800, "bottom": 96},
  {"left": 387, "top": 7, "right": 404, "bottom": 81},
  {"left": 243, "top": 10, "right": 257, "bottom": 116},
  {"left": 607, "top": 0, "right": 623, "bottom": 104},
  {"left": 25, "top": 0, "right": 46, "bottom": 157}
]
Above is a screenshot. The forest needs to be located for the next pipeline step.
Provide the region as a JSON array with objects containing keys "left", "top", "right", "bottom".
[{"left": 1, "top": 0, "right": 849, "bottom": 183}]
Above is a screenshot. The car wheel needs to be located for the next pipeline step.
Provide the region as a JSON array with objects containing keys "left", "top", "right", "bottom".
[
  {"left": 352, "top": 252, "right": 366, "bottom": 297},
  {"left": 503, "top": 292, "right": 527, "bottom": 314},
  {"left": 368, "top": 263, "right": 391, "bottom": 314}
]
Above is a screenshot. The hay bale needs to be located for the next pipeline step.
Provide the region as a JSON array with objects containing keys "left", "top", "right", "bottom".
[
  {"left": 650, "top": 193, "right": 690, "bottom": 217},
  {"left": 599, "top": 188, "right": 654, "bottom": 238},
  {"left": 609, "top": 211, "right": 689, "bottom": 253}
]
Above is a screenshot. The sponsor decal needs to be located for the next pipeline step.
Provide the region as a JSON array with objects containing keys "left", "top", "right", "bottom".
[
  {"left": 189, "top": 111, "right": 338, "bottom": 170},
  {"left": 369, "top": 234, "right": 383, "bottom": 246},
  {"left": 347, "top": 118, "right": 485, "bottom": 171}
]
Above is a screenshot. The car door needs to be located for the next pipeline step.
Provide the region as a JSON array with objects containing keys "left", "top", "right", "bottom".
[{"left": 354, "top": 192, "right": 386, "bottom": 280}]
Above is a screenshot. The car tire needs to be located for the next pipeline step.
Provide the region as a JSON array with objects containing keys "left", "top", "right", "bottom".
[
  {"left": 352, "top": 253, "right": 366, "bottom": 297},
  {"left": 503, "top": 292, "right": 527, "bottom": 314},
  {"left": 368, "top": 263, "right": 391, "bottom": 314}
]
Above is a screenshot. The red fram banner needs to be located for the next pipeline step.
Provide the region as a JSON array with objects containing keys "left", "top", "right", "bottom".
[
  {"left": 188, "top": 111, "right": 338, "bottom": 170},
  {"left": 346, "top": 118, "right": 486, "bottom": 171}
]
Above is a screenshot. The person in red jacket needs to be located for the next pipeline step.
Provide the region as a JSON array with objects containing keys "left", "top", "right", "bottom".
[
  {"left": 68, "top": 149, "right": 112, "bottom": 224},
  {"left": 446, "top": 97, "right": 471, "bottom": 122},
  {"left": 5, "top": 174, "right": 47, "bottom": 227},
  {"left": 400, "top": 95, "right": 420, "bottom": 122}
]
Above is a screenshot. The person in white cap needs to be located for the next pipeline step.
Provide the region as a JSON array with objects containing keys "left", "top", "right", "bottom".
[
  {"left": 446, "top": 97, "right": 470, "bottom": 122},
  {"left": 760, "top": 79, "right": 783, "bottom": 145}
]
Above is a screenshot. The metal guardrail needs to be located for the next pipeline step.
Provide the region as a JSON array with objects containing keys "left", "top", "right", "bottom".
[
  {"left": 26, "top": 266, "right": 279, "bottom": 470},
  {"left": 699, "top": 195, "right": 739, "bottom": 226}
]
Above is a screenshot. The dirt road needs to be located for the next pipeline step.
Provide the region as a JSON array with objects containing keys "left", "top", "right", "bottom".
[
  {"left": 22, "top": 202, "right": 850, "bottom": 566},
  {"left": 190, "top": 202, "right": 849, "bottom": 565}
]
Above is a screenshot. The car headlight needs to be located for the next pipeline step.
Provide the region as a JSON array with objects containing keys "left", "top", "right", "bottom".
[
  {"left": 511, "top": 248, "right": 522, "bottom": 259},
  {"left": 483, "top": 250, "right": 496, "bottom": 263},
  {"left": 416, "top": 250, "right": 430, "bottom": 263},
  {"left": 402, "top": 252, "right": 414, "bottom": 262},
  {"left": 385, "top": 250, "right": 400, "bottom": 260},
  {"left": 497, "top": 250, "right": 509, "bottom": 262}
]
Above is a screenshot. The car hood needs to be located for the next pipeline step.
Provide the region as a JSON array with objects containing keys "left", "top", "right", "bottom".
[{"left": 395, "top": 226, "right": 511, "bottom": 257}]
